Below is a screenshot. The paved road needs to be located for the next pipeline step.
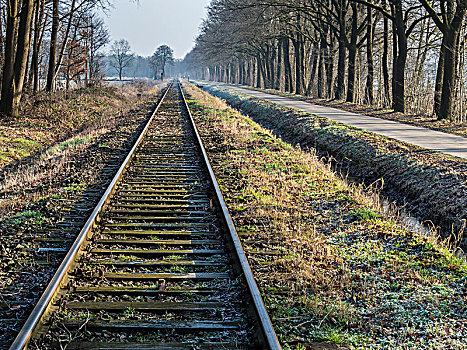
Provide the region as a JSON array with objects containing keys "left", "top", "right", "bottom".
[{"left": 200, "top": 81, "right": 467, "bottom": 160}]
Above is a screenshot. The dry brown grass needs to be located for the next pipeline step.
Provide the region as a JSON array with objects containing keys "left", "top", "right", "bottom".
[
  {"left": 0, "top": 80, "right": 161, "bottom": 167},
  {"left": 0, "top": 81, "right": 164, "bottom": 214}
]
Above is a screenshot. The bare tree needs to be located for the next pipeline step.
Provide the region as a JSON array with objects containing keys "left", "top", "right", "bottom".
[
  {"left": 151, "top": 45, "right": 174, "bottom": 80},
  {"left": 419, "top": 0, "right": 467, "bottom": 119},
  {"left": 109, "top": 39, "right": 133, "bottom": 80},
  {"left": 186, "top": 0, "right": 467, "bottom": 121},
  {"left": 0, "top": 0, "right": 35, "bottom": 117},
  {"left": 46, "top": 0, "right": 59, "bottom": 92},
  {"left": 85, "top": 15, "right": 109, "bottom": 84},
  {"left": 0, "top": 0, "right": 113, "bottom": 115},
  {"left": 30, "top": 0, "right": 47, "bottom": 94}
]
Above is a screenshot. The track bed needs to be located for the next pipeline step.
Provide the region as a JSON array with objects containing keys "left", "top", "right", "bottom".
[{"left": 12, "top": 83, "right": 279, "bottom": 350}]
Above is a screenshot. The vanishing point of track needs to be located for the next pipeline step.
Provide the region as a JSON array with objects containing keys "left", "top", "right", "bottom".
[{"left": 10, "top": 82, "right": 281, "bottom": 349}]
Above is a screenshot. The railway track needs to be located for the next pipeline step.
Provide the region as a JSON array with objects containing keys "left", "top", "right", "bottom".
[{"left": 10, "top": 82, "right": 280, "bottom": 349}]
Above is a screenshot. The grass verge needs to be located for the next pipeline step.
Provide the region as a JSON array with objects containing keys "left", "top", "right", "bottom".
[
  {"left": 0, "top": 81, "right": 163, "bottom": 214},
  {"left": 0, "top": 81, "right": 158, "bottom": 167},
  {"left": 185, "top": 83, "right": 467, "bottom": 350},
  {"left": 203, "top": 85, "right": 467, "bottom": 249}
]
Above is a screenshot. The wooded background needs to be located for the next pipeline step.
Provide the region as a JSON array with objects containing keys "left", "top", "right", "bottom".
[
  {"left": 185, "top": 0, "right": 467, "bottom": 122},
  {"left": 0, "top": 0, "right": 185, "bottom": 118},
  {"left": 2, "top": 0, "right": 467, "bottom": 122},
  {"left": 0, "top": 0, "right": 113, "bottom": 117}
]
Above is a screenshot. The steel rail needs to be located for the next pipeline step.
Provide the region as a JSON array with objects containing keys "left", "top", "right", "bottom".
[
  {"left": 178, "top": 82, "right": 282, "bottom": 350},
  {"left": 10, "top": 82, "right": 174, "bottom": 350}
]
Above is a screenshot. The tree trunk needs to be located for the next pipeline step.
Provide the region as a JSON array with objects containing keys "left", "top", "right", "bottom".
[
  {"left": 260, "top": 56, "right": 267, "bottom": 88},
  {"left": 306, "top": 42, "right": 319, "bottom": 96},
  {"left": 256, "top": 56, "right": 261, "bottom": 88},
  {"left": 269, "top": 43, "right": 276, "bottom": 89},
  {"left": 0, "top": 0, "right": 18, "bottom": 116},
  {"left": 242, "top": 59, "right": 247, "bottom": 85},
  {"left": 250, "top": 58, "right": 254, "bottom": 86},
  {"left": 31, "top": 0, "right": 45, "bottom": 93},
  {"left": 244, "top": 59, "right": 247, "bottom": 85},
  {"left": 365, "top": 5, "right": 374, "bottom": 105},
  {"left": 265, "top": 46, "right": 272, "bottom": 88},
  {"left": 436, "top": 36, "right": 451, "bottom": 119},
  {"left": 382, "top": 10, "right": 390, "bottom": 106},
  {"left": 326, "top": 37, "right": 335, "bottom": 98},
  {"left": 0, "top": 2, "right": 3, "bottom": 91},
  {"left": 346, "top": 3, "right": 359, "bottom": 103},
  {"left": 346, "top": 44, "right": 357, "bottom": 103},
  {"left": 392, "top": 0, "right": 406, "bottom": 113},
  {"left": 234, "top": 61, "right": 238, "bottom": 83},
  {"left": 88, "top": 17, "right": 94, "bottom": 83},
  {"left": 293, "top": 37, "right": 304, "bottom": 95},
  {"left": 438, "top": 9, "right": 465, "bottom": 120},
  {"left": 300, "top": 36, "right": 305, "bottom": 93},
  {"left": 335, "top": 34, "right": 346, "bottom": 100},
  {"left": 23, "top": 1, "right": 36, "bottom": 86},
  {"left": 335, "top": 0, "right": 347, "bottom": 100},
  {"left": 46, "top": 0, "right": 59, "bottom": 92},
  {"left": 275, "top": 39, "right": 282, "bottom": 90},
  {"left": 11, "top": 0, "right": 35, "bottom": 116},
  {"left": 232, "top": 62, "right": 236, "bottom": 83},
  {"left": 283, "top": 38, "right": 292, "bottom": 92},
  {"left": 317, "top": 30, "right": 326, "bottom": 98},
  {"left": 317, "top": 52, "right": 325, "bottom": 98}
]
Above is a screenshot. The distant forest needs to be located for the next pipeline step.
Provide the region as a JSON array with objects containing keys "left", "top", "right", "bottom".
[
  {"left": 185, "top": 0, "right": 467, "bottom": 123},
  {"left": 3, "top": 0, "right": 467, "bottom": 122},
  {"left": 102, "top": 56, "right": 186, "bottom": 80}
]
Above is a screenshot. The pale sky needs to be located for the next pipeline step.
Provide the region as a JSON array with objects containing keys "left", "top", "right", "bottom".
[{"left": 101, "top": 0, "right": 211, "bottom": 58}]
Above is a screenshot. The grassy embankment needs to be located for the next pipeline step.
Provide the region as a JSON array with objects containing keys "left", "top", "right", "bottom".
[
  {"left": 204, "top": 85, "right": 467, "bottom": 248},
  {"left": 0, "top": 82, "right": 161, "bottom": 167},
  {"left": 185, "top": 84, "right": 466, "bottom": 350},
  {"left": 2, "top": 87, "right": 118, "bottom": 165},
  {"left": 0, "top": 82, "right": 159, "bottom": 213}
]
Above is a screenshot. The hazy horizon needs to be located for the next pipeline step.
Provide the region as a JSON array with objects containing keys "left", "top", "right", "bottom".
[{"left": 100, "top": 0, "right": 211, "bottom": 59}]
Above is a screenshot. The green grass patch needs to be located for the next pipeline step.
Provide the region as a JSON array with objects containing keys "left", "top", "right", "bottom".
[
  {"left": 0, "top": 137, "right": 41, "bottom": 163},
  {"left": 45, "top": 135, "right": 94, "bottom": 156}
]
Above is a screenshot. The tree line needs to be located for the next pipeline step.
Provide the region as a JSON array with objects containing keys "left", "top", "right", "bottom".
[
  {"left": 0, "top": 0, "right": 113, "bottom": 117},
  {"left": 185, "top": 0, "right": 467, "bottom": 122},
  {"left": 0, "top": 0, "right": 180, "bottom": 118},
  {"left": 106, "top": 41, "right": 177, "bottom": 81}
]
